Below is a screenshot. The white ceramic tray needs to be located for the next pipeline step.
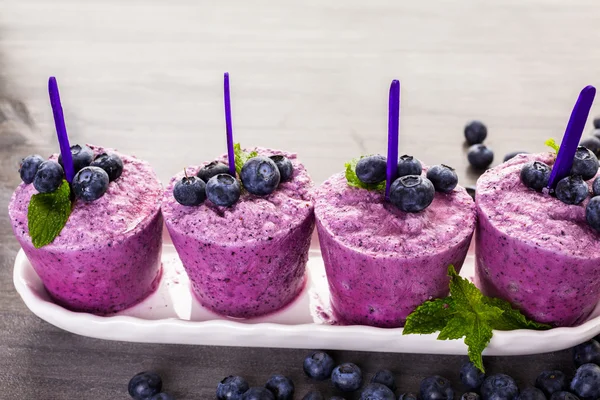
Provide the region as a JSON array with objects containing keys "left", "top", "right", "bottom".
[{"left": 13, "top": 239, "right": 600, "bottom": 355}]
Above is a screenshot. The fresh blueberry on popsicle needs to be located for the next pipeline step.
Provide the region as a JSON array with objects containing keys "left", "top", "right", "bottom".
[
  {"left": 397, "top": 155, "right": 422, "bottom": 177},
  {"left": 217, "top": 375, "right": 250, "bottom": 400},
  {"left": 467, "top": 144, "right": 494, "bottom": 170},
  {"left": 173, "top": 175, "right": 206, "bottom": 206},
  {"left": 269, "top": 155, "right": 294, "bottom": 182},
  {"left": 587, "top": 197, "right": 600, "bottom": 232},
  {"left": 72, "top": 166, "right": 110, "bottom": 202},
  {"left": 464, "top": 121, "right": 487, "bottom": 145},
  {"left": 520, "top": 161, "right": 551, "bottom": 191},
  {"left": 19, "top": 154, "right": 44, "bottom": 184},
  {"left": 197, "top": 161, "right": 231, "bottom": 183},
  {"left": 427, "top": 164, "right": 458, "bottom": 193},
  {"left": 571, "top": 146, "right": 599, "bottom": 180},
  {"left": 90, "top": 152, "right": 124, "bottom": 181},
  {"left": 33, "top": 160, "right": 64, "bottom": 193},
  {"left": 555, "top": 176, "right": 588, "bottom": 205},
  {"left": 389, "top": 175, "right": 435, "bottom": 213},
  {"left": 206, "top": 174, "right": 241, "bottom": 207},
  {"left": 58, "top": 144, "right": 93, "bottom": 174},
  {"left": 355, "top": 155, "right": 387, "bottom": 184},
  {"left": 240, "top": 156, "right": 281, "bottom": 196}
]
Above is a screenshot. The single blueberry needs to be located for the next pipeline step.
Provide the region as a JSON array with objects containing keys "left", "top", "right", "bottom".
[
  {"left": 72, "top": 166, "right": 110, "bottom": 202},
  {"left": 549, "top": 392, "right": 579, "bottom": 400},
  {"left": 535, "top": 371, "right": 567, "bottom": 397},
  {"left": 331, "top": 363, "right": 363, "bottom": 392},
  {"left": 58, "top": 144, "right": 94, "bottom": 174},
  {"left": 371, "top": 369, "right": 396, "bottom": 392},
  {"left": 240, "top": 156, "right": 281, "bottom": 195},
  {"left": 150, "top": 394, "right": 175, "bottom": 400},
  {"left": 128, "top": 371, "right": 163, "bottom": 400},
  {"left": 571, "top": 363, "right": 600, "bottom": 400},
  {"left": 265, "top": 375, "right": 294, "bottom": 400},
  {"left": 242, "top": 387, "right": 275, "bottom": 400},
  {"left": 461, "top": 393, "right": 481, "bottom": 400},
  {"left": 593, "top": 177, "right": 600, "bottom": 196},
  {"left": 90, "top": 152, "right": 124, "bottom": 181},
  {"left": 480, "top": 374, "right": 519, "bottom": 400},
  {"left": 398, "top": 393, "right": 418, "bottom": 400},
  {"left": 516, "top": 387, "right": 546, "bottom": 400},
  {"left": 356, "top": 155, "right": 387, "bottom": 184},
  {"left": 468, "top": 144, "right": 494, "bottom": 170},
  {"left": 586, "top": 197, "right": 600, "bottom": 232},
  {"left": 303, "top": 351, "right": 335, "bottom": 381},
  {"left": 595, "top": 117, "right": 600, "bottom": 129},
  {"left": 301, "top": 392, "right": 324, "bottom": 400},
  {"left": 389, "top": 175, "right": 435, "bottom": 213},
  {"left": 593, "top": 129, "right": 600, "bottom": 141},
  {"left": 427, "top": 164, "right": 458, "bottom": 193},
  {"left": 571, "top": 146, "right": 600, "bottom": 181},
  {"left": 504, "top": 151, "right": 529, "bottom": 162},
  {"left": 197, "top": 161, "right": 231, "bottom": 183},
  {"left": 420, "top": 375, "right": 454, "bottom": 400},
  {"left": 269, "top": 155, "right": 294, "bottom": 182},
  {"left": 464, "top": 120, "right": 488, "bottom": 145},
  {"left": 217, "top": 375, "right": 250, "bottom": 400},
  {"left": 579, "top": 138, "right": 600, "bottom": 157},
  {"left": 466, "top": 185, "right": 476, "bottom": 200},
  {"left": 555, "top": 176, "right": 588, "bottom": 205},
  {"left": 330, "top": 397, "right": 346, "bottom": 400},
  {"left": 360, "top": 383, "right": 395, "bottom": 400},
  {"left": 206, "top": 174, "right": 241, "bottom": 207},
  {"left": 397, "top": 155, "right": 422, "bottom": 177},
  {"left": 573, "top": 339, "right": 600, "bottom": 367},
  {"left": 33, "top": 160, "right": 64, "bottom": 193},
  {"left": 19, "top": 154, "right": 44, "bottom": 184},
  {"left": 173, "top": 175, "right": 206, "bottom": 206},
  {"left": 520, "top": 161, "right": 551, "bottom": 191},
  {"left": 460, "top": 362, "right": 485, "bottom": 390}
]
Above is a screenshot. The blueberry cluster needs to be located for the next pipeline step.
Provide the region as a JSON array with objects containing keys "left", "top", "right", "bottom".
[
  {"left": 173, "top": 155, "right": 293, "bottom": 208},
  {"left": 128, "top": 371, "right": 173, "bottom": 400},
  {"left": 355, "top": 155, "right": 459, "bottom": 213},
  {"left": 19, "top": 144, "right": 123, "bottom": 202},
  {"left": 519, "top": 147, "right": 600, "bottom": 231},
  {"left": 464, "top": 121, "right": 495, "bottom": 170}
]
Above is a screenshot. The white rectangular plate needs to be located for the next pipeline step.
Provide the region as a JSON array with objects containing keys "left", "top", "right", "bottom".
[{"left": 13, "top": 240, "right": 600, "bottom": 355}]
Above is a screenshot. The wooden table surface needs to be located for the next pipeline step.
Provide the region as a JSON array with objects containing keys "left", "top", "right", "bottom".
[{"left": 0, "top": 0, "right": 596, "bottom": 398}]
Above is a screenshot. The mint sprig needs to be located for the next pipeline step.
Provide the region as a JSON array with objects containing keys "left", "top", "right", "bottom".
[
  {"left": 27, "top": 179, "right": 73, "bottom": 248},
  {"left": 403, "top": 265, "right": 550, "bottom": 372},
  {"left": 545, "top": 138, "right": 560, "bottom": 154},
  {"left": 234, "top": 143, "right": 258, "bottom": 176},
  {"left": 344, "top": 157, "right": 386, "bottom": 191}
]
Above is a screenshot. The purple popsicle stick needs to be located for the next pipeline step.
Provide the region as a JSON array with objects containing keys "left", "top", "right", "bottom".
[
  {"left": 48, "top": 77, "right": 75, "bottom": 183},
  {"left": 224, "top": 72, "right": 236, "bottom": 176},
  {"left": 385, "top": 80, "right": 400, "bottom": 199},
  {"left": 547, "top": 85, "right": 596, "bottom": 189}
]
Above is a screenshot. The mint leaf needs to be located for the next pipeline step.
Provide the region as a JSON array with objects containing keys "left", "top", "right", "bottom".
[
  {"left": 464, "top": 316, "right": 494, "bottom": 372},
  {"left": 483, "top": 297, "right": 551, "bottom": 331},
  {"left": 438, "top": 313, "right": 473, "bottom": 340},
  {"left": 404, "top": 298, "right": 458, "bottom": 335},
  {"left": 27, "top": 180, "right": 72, "bottom": 248},
  {"left": 234, "top": 143, "right": 258, "bottom": 176},
  {"left": 448, "top": 265, "right": 482, "bottom": 308},
  {"left": 546, "top": 138, "right": 560, "bottom": 154},
  {"left": 344, "top": 157, "right": 386, "bottom": 191}
]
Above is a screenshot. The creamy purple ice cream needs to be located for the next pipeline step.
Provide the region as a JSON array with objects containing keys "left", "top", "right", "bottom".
[
  {"left": 9, "top": 145, "right": 163, "bottom": 315},
  {"left": 162, "top": 148, "right": 314, "bottom": 318},
  {"left": 476, "top": 152, "right": 600, "bottom": 327},
  {"left": 314, "top": 170, "right": 476, "bottom": 328}
]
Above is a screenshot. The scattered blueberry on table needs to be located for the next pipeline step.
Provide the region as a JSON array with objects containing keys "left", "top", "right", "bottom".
[
  {"left": 303, "top": 351, "right": 335, "bottom": 381},
  {"left": 371, "top": 369, "right": 397, "bottom": 392},
  {"left": 573, "top": 340, "right": 600, "bottom": 367},
  {"left": 549, "top": 391, "right": 580, "bottom": 400},
  {"left": 516, "top": 387, "right": 546, "bottom": 400},
  {"left": 264, "top": 375, "right": 294, "bottom": 400},
  {"left": 128, "top": 371, "right": 163, "bottom": 400},
  {"left": 467, "top": 144, "right": 494, "bottom": 170},
  {"left": 420, "top": 375, "right": 454, "bottom": 400},
  {"left": 594, "top": 117, "right": 600, "bottom": 129},
  {"left": 461, "top": 392, "right": 481, "bottom": 400},
  {"left": 535, "top": 370, "right": 567, "bottom": 397},
  {"left": 460, "top": 362, "right": 485, "bottom": 390},
  {"left": 480, "top": 374, "right": 518, "bottom": 400},
  {"left": 149, "top": 393, "right": 175, "bottom": 400},
  {"left": 570, "top": 363, "right": 600, "bottom": 400},
  {"left": 241, "top": 387, "right": 276, "bottom": 400},
  {"left": 398, "top": 393, "right": 418, "bottom": 400},
  {"left": 301, "top": 391, "right": 324, "bottom": 400},
  {"left": 217, "top": 375, "right": 250, "bottom": 400},
  {"left": 359, "top": 382, "right": 395, "bottom": 399},
  {"left": 331, "top": 363, "right": 363, "bottom": 392},
  {"left": 464, "top": 120, "right": 488, "bottom": 145},
  {"left": 579, "top": 137, "right": 600, "bottom": 157}
]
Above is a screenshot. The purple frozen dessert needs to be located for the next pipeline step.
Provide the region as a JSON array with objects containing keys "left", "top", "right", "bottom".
[
  {"left": 314, "top": 167, "right": 476, "bottom": 328},
  {"left": 162, "top": 147, "right": 315, "bottom": 318},
  {"left": 8, "top": 145, "right": 163, "bottom": 315},
  {"left": 476, "top": 152, "right": 600, "bottom": 327}
]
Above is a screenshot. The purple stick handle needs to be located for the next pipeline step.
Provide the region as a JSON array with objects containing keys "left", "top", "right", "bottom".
[
  {"left": 547, "top": 85, "right": 596, "bottom": 189},
  {"left": 385, "top": 80, "right": 400, "bottom": 199},
  {"left": 48, "top": 77, "right": 75, "bottom": 182},
  {"left": 224, "top": 72, "right": 236, "bottom": 176}
]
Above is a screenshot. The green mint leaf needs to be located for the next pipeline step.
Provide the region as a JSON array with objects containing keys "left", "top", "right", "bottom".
[
  {"left": 483, "top": 297, "right": 551, "bottom": 331},
  {"left": 234, "top": 143, "right": 258, "bottom": 176},
  {"left": 464, "top": 315, "right": 493, "bottom": 373},
  {"left": 27, "top": 180, "right": 72, "bottom": 248},
  {"left": 545, "top": 138, "right": 560, "bottom": 154},
  {"left": 447, "top": 265, "right": 483, "bottom": 309},
  {"left": 403, "top": 297, "right": 458, "bottom": 335},
  {"left": 437, "top": 312, "right": 473, "bottom": 340},
  {"left": 344, "top": 157, "right": 386, "bottom": 191}
]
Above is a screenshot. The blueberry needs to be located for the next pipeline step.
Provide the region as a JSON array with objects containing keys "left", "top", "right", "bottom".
[
  {"left": 356, "top": 155, "right": 387, "bottom": 184},
  {"left": 206, "top": 174, "right": 240, "bottom": 207},
  {"left": 265, "top": 375, "right": 294, "bottom": 400},
  {"left": 535, "top": 371, "right": 567, "bottom": 397},
  {"left": 197, "top": 161, "right": 231, "bottom": 183},
  {"left": 58, "top": 144, "right": 93, "bottom": 174},
  {"left": 462, "top": 393, "right": 481, "bottom": 400},
  {"left": 399, "top": 393, "right": 418, "bottom": 400},
  {"left": 242, "top": 387, "right": 275, "bottom": 400},
  {"left": 72, "top": 166, "right": 110, "bottom": 202},
  {"left": 593, "top": 130, "right": 600, "bottom": 141},
  {"left": 571, "top": 146, "right": 600, "bottom": 181},
  {"left": 303, "top": 351, "right": 335, "bottom": 381},
  {"left": 504, "top": 151, "right": 529, "bottom": 162},
  {"left": 571, "top": 363, "right": 600, "bottom": 400},
  {"left": 128, "top": 371, "right": 163, "bottom": 400},
  {"left": 460, "top": 362, "right": 485, "bottom": 390},
  {"left": 173, "top": 175, "right": 206, "bottom": 206},
  {"left": 427, "top": 164, "right": 458, "bottom": 193},
  {"left": 360, "top": 383, "right": 395, "bottom": 400},
  {"left": 19, "top": 154, "right": 44, "bottom": 184},
  {"left": 468, "top": 144, "right": 494, "bottom": 170},
  {"left": 516, "top": 387, "right": 546, "bottom": 400},
  {"left": 150, "top": 394, "right": 175, "bottom": 400},
  {"left": 331, "top": 363, "right": 363, "bottom": 392},
  {"left": 555, "top": 176, "right": 588, "bottom": 205},
  {"left": 240, "top": 156, "right": 281, "bottom": 195},
  {"left": 466, "top": 185, "right": 476, "bottom": 200},
  {"left": 586, "top": 197, "right": 600, "bottom": 232},
  {"left": 520, "top": 161, "right": 551, "bottom": 191},
  {"left": 389, "top": 175, "right": 435, "bottom": 213},
  {"left": 481, "top": 374, "right": 518, "bottom": 400},
  {"left": 218, "top": 375, "right": 250, "bottom": 400},
  {"left": 573, "top": 340, "right": 600, "bottom": 367},
  {"left": 420, "top": 375, "right": 454, "bottom": 400},
  {"left": 330, "top": 397, "right": 346, "bottom": 400},
  {"left": 464, "top": 120, "right": 488, "bottom": 145},
  {"left": 580, "top": 138, "right": 600, "bottom": 157},
  {"left": 302, "top": 392, "right": 324, "bottom": 400},
  {"left": 269, "top": 155, "right": 294, "bottom": 182},
  {"left": 595, "top": 117, "right": 600, "bottom": 129},
  {"left": 397, "top": 155, "right": 422, "bottom": 177},
  {"left": 371, "top": 369, "right": 396, "bottom": 392},
  {"left": 593, "top": 178, "right": 600, "bottom": 196},
  {"left": 33, "top": 160, "right": 64, "bottom": 193},
  {"left": 549, "top": 392, "right": 579, "bottom": 400},
  {"left": 90, "top": 152, "right": 124, "bottom": 181}
]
